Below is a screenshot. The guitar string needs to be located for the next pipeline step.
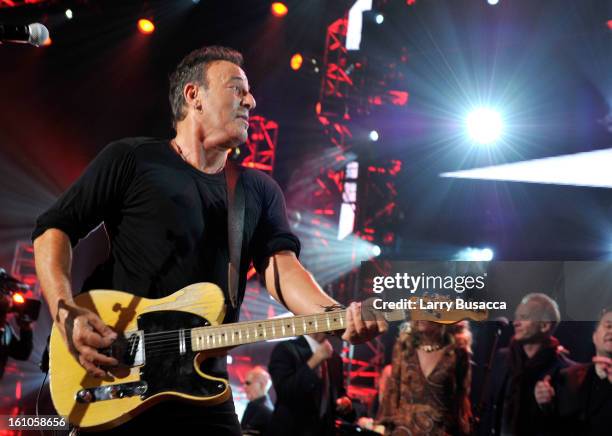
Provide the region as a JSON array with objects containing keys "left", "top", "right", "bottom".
[
  {"left": 136, "top": 310, "right": 348, "bottom": 339},
  {"left": 107, "top": 309, "right": 467, "bottom": 352},
  {"left": 128, "top": 317, "right": 468, "bottom": 355},
  {"left": 134, "top": 320, "right": 345, "bottom": 350},
  {"left": 103, "top": 317, "right": 349, "bottom": 359},
  {"left": 110, "top": 326, "right": 333, "bottom": 360}
]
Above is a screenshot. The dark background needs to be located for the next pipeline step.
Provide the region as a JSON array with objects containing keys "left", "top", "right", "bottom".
[{"left": 1, "top": 0, "right": 611, "bottom": 422}]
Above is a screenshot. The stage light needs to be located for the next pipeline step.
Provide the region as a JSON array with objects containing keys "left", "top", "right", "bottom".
[
  {"left": 65, "top": 9, "right": 73, "bottom": 19},
  {"left": 375, "top": 14, "right": 384, "bottom": 24},
  {"left": 192, "top": 0, "right": 200, "bottom": 3},
  {"left": 271, "top": 2, "right": 288, "bottom": 18},
  {"left": 607, "top": 20, "right": 612, "bottom": 30},
  {"left": 137, "top": 19, "right": 155, "bottom": 35},
  {"left": 455, "top": 247, "right": 494, "bottom": 261},
  {"left": 487, "top": 0, "right": 500, "bottom": 5},
  {"left": 12, "top": 293, "right": 25, "bottom": 304},
  {"left": 290, "top": 53, "right": 303, "bottom": 71},
  {"left": 441, "top": 148, "right": 612, "bottom": 189},
  {"left": 466, "top": 108, "right": 503, "bottom": 145},
  {"left": 291, "top": 211, "right": 380, "bottom": 286},
  {"left": 347, "top": 0, "right": 373, "bottom": 51},
  {"left": 372, "top": 245, "right": 381, "bottom": 257},
  {"left": 42, "top": 37, "right": 52, "bottom": 46},
  {"left": 369, "top": 130, "right": 379, "bottom": 141}
]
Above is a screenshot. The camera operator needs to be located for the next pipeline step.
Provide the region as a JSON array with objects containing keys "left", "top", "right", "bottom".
[{"left": 0, "top": 290, "right": 34, "bottom": 379}]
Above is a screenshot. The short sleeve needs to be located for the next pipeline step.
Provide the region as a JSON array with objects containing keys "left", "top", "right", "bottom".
[
  {"left": 250, "top": 173, "right": 301, "bottom": 274},
  {"left": 31, "top": 140, "right": 135, "bottom": 247}
]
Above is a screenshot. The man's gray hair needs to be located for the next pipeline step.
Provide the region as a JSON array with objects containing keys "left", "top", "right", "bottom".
[{"left": 521, "top": 293, "right": 561, "bottom": 332}]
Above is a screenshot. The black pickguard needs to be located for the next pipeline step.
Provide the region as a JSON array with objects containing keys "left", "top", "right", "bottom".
[{"left": 137, "top": 311, "right": 226, "bottom": 399}]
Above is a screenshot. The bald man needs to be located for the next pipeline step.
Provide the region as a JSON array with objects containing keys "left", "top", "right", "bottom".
[{"left": 242, "top": 366, "right": 273, "bottom": 435}]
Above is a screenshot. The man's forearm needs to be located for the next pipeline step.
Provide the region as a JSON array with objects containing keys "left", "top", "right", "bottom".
[
  {"left": 264, "top": 251, "right": 339, "bottom": 316},
  {"left": 33, "top": 228, "right": 75, "bottom": 321}
]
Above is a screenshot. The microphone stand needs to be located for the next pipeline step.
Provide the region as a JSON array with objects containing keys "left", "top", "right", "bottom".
[{"left": 473, "top": 321, "right": 505, "bottom": 433}]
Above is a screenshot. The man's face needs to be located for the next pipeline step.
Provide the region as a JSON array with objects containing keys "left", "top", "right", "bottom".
[
  {"left": 513, "top": 301, "right": 550, "bottom": 343},
  {"left": 198, "top": 60, "right": 256, "bottom": 148},
  {"left": 593, "top": 311, "right": 612, "bottom": 356},
  {"left": 244, "top": 372, "right": 263, "bottom": 401}
]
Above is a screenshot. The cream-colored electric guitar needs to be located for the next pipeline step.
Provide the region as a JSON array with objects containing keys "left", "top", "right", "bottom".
[{"left": 49, "top": 283, "right": 487, "bottom": 431}]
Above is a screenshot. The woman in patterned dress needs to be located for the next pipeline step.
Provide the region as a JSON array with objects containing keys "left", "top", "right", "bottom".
[{"left": 377, "top": 320, "right": 473, "bottom": 436}]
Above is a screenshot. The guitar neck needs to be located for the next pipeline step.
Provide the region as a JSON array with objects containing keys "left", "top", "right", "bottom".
[{"left": 190, "top": 310, "right": 347, "bottom": 352}]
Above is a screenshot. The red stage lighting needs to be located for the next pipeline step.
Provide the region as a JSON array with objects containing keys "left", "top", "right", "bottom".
[
  {"left": 271, "top": 2, "right": 288, "bottom": 17},
  {"left": 138, "top": 18, "right": 155, "bottom": 35},
  {"left": 42, "top": 36, "right": 52, "bottom": 46},
  {"left": 12, "top": 292, "right": 25, "bottom": 305},
  {"left": 607, "top": 20, "right": 612, "bottom": 30},
  {"left": 290, "top": 53, "right": 303, "bottom": 71}
]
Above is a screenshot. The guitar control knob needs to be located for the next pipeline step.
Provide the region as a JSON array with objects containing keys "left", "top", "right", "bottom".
[{"left": 76, "top": 389, "right": 94, "bottom": 403}]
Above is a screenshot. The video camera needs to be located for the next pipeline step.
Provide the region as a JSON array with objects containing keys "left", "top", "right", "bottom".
[{"left": 0, "top": 268, "right": 41, "bottom": 321}]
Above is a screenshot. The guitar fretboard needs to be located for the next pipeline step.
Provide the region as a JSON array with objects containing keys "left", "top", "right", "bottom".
[{"left": 190, "top": 310, "right": 346, "bottom": 351}]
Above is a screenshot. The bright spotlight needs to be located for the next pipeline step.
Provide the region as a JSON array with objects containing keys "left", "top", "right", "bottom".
[
  {"left": 65, "top": 9, "right": 73, "bottom": 19},
  {"left": 137, "top": 19, "right": 155, "bottom": 35},
  {"left": 369, "top": 130, "right": 379, "bottom": 141},
  {"left": 466, "top": 108, "right": 503, "bottom": 145},
  {"left": 480, "top": 248, "right": 494, "bottom": 261},
  {"left": 375, "top": 14, "right": 384, "bottom": 24},
  {"left": 12, "top": 292, "right": 25, "bottom": 304},
  {"left": 290, "top": 53, "right": 303, "bottom": 71},
  {"left": 271, "top": 2, "right": 288, "bottom": 17},
  {"left": 455, "top": 247, "right": 494, "bottom": 261},
  {"left": 487, "top": 0, "right": 500, "bottom": 5},
  {"left": 372, "top": 245, "right": 381, "bottom": 257}
]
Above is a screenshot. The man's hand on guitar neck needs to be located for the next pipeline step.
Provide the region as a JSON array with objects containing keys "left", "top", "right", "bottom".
[
  {"left": 341, "top": 301, "right": 387, "bottom": 344},
  {"left": 263, "top": 252, "right": 388, "bottom": 345},
  {"left": 56, "top": 300, "right": 118, "bottom": 378}
]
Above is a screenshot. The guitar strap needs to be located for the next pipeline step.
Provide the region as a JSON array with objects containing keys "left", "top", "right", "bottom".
[{"left": 225, "top": 160, "right": 245, "bottom": 310}]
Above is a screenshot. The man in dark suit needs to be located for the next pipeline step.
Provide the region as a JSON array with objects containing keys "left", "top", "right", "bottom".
[
  {"left": 480, "top": 293, "right": 574, "bottom": 436},
  {"left": 268, "top": 333, "right": 354, "bottom": 436},
  {"left": 241, "top": 365, "right": 274, "bottom": 435},
  {"left": 534, "top": 307, "right": 611, "bottom": 436}
]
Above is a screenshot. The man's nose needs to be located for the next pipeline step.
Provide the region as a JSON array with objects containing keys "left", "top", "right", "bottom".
[{"left": 243, "top": 92, "right": 256, "bottom": 110}]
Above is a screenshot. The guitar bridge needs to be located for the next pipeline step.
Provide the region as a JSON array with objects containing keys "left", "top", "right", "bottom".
[{"left": 75, "top": 381, "right": 148, "bottom": 403}]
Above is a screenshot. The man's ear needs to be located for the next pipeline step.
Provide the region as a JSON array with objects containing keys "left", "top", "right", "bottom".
[
  {"left": 183, "top": 83, "right": 203, "bottom": 111},
  {"left": 539, "top": 321, "right": 552, "bottom": 335}
]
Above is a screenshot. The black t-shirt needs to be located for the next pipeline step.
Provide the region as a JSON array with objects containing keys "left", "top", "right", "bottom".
[{"left": 32, "top": 137, "right": 300, "bottom": 325}]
